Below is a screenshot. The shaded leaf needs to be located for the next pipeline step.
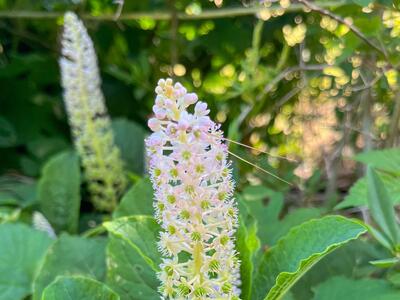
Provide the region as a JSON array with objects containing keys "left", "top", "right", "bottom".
[
  {"left": 355, "top": 148, "right": 400, "bottom": 175},
  {"left": 243, "top": 190, "right": 320, "bottom": 246},
  {"left": 0, "top": 223, "right": 52, "bottom": 300},
  {"left": 113, "top": 177, "right": 153, "bottom": 218},
  {"left": 367, "top": 167, "right": 400, "bottom": 247},
  {"left": 236, "top": 209, "right": 260, "bottom": 300},
  {"left": 42, "top": 276, "right": 119, "bottom": 300},
  {"left": 38, "top": 151, "right": 81, "bottom": 233},
  {"left": 112, "top": 118, "right": 147, "bottom": 174},
  {"left": 32, "top": 235, "right": 107, "bottom": 300},
  {"left": 336, "top": 174, "right": 400, "bottom": 209},
  {"left": 103, "top": 215, "right": 161, "bottom": 271},
  {"left": 311, "top": 276, "right": 400, "bottom": 300},
  {"left": 106, "top": 236, "right": 159, "bottom": 300}
]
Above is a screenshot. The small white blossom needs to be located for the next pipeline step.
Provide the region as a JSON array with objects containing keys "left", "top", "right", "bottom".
[{"left": 146, "top": 78, "right": 241, "bottom": 299}]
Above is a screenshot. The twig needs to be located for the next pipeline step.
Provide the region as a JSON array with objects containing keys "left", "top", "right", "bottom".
[
  {"left": 386, "top": 90, "right": 400, "bottom": 147},
  {"left": 0, "top": 1, "right": 345, "bottom": 21},
  {"left": 113, "top": 0, "right": 124, "bottom": 20},
  {"left": 168, "top": 0, "right": 178, "bottom": 72},
  {"left": 296, "top": 0, "right": 388, "bottom": 60},
  {"left": 257, "top": 64, "right": 326, "bottom": 101}
]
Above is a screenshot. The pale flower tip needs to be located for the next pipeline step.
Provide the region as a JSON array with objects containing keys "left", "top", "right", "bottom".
[
  {"left": 148, "top": 117, "right": 161, "bottom": 132},
  {"left": 184, "top": 93, "right": 198, "bottom": 106},
  {"left": 157, "top": 78, "right": 166, "bottom": 86},
  {"left": 165, "top": 78, "right": 173, "bottom": 85}
]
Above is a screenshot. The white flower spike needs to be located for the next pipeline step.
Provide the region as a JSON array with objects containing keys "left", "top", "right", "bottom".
[
  {"left": 146, "top": 78, "right": 241, "bottom": 299},
  {"left": 60, "top": 12, "right": 126, "bottom": 212}
]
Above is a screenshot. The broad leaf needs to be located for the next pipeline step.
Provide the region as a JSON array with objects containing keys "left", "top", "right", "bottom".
[
  {"left": 0, "top": 223, "right": 52, "bottom": 300},
  {"left": 355, "top": 148, "right": 400, "bottom": 175},
  {"left": 253, "top": 216, "right": 367, "bottom": 300},
  {"left": 32, "top": 235, "right": 107, "bottom": 300},
  {"left": 106, "top": 236, "right": 159, "bottom": 300},
  {"left": 311, "top": 276, "right": 400, "bottom": 300},
  {"left": 103, "top": 215, "right": 161, "bottom": 271},
  {"left": 112, "top": 118, "right": 147, "bottom": 174},
  {"left": 367, "top": 167, "right": 400, "bottom": 247},
  {"left": 38, "top": 151, "right": 81, "bottom": 233},
  {"left": 113, "top": 177, "right": 153, "bottom": 218},
  {"left": 42, "top": 276, "right": 119, "bottom": 300}
]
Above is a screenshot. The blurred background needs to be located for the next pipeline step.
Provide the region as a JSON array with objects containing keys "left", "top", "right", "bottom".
[{"left": 0, "top": 0, "right": 399, "bottom": 216}]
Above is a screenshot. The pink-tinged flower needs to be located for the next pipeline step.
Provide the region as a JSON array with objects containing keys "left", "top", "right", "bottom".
[{"left": 146, "top": 78, "right": 241, "bottom": 299}]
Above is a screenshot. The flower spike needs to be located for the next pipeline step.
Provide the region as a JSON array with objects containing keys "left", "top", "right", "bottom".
[
  {"left": 59, "top": 12, "right": 126, "bottom": 211},
  {"left": 146, "top": 78, "right": 241, "bottom": 299}
]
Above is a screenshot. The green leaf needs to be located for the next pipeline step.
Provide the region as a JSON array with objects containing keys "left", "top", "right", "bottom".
[
  {"left": 243, "top": 190, "right": 320, "bottom": 246},
  {"left": 113, "top": 177, "right": 153, "bottom": 218},
  {"left": 370, "top": 257, "right": 400, "bottom": 268},
  {"left": 0, "top": 117, "right": 17, "bottom": 147},
  {"left": 336, "top": 173, "right": 400, "bottom": 209},
  {"left": 355, "top": 148, "right": 400, "bottom": 175},
  {"left": 0, "top": 223, "right": 53, "bottom": 300},
  {"left": 351, "top": 0, "right": 373, "bottom": 7},
  {"left": 0, "top": 176, "right": 37, "bottom": 207},
  {"left": 103, "top": 215, "right": 161, "bottom": 271},
  {"left": 32, "top": 235, "right": 107, "bottom": 300},
  {"left": 41, "top": 276, "right": 119, "bottom": 300},
  {"left": 112, "top": 118, "right": 147, "bottom": 174},
  {"left": 236, "top": 211, "right": 260, "bottom": 300},
  {"left": 253, "top": 216, "right": 367, "bottom": 300},
  {"left": 291, "top": 239, "right": 385, "bottom": 300},
  {"left": 311, "top": 276, "right": 400, "bottom": 300},
  {"left": 367, "top": 167, "right": 400, "bottom": 247},
  {"left": 106, "top": 236, "right": 159, "bottom": 300},
  {"left": 38, "top": 151, "right": 81, "bottom": 233}
]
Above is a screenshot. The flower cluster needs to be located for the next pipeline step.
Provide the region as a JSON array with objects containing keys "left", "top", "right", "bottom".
[
  {"left": 146, "top": 78, "right": 241, "bottom": 299},
  {"left": 60, "top": 12, "right": 126, "bottom": 211}
]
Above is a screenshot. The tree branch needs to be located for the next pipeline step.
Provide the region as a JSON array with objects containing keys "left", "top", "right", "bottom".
[
  {"left": 296, "top": 0, "right": 388, "bottom": 60},
  {"left": 257, "top": 64, "right": 327, "bottom": 101},
  {"left": 0, "top": 1, "right": 345, "bottom": 21}
]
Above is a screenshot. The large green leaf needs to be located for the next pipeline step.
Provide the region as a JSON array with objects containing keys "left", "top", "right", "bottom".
[
  {"left": 106, "top": 236, "right": 159, "bottom": 300},
  {"left": 103, "top": 215, "right": 161, "bottom": 271},
  {"left": 32, "top": 235, "right": 107, "bottom": 300},
  {"left": 336, "top": 173, "right": 400, "bottom": 209},
  {"left": 112, "top": 118, "right": 147, "bottom": 174},
  {"left": 38, "top": 151, "right": 81, "bottom": 233},
  {"left": 113, "top": 177, "right": 153, "bottom": 218},
  {"left": 41, "top": 276, "right": 119, "bottom": 300},
  {"left": 355, "top": 148, "right": 400, "bottom": 175},
  {"left": 367, "top": 167, "right": 400, "bottom": 247},
  {"left": 311, "top": 276, "right": 400, "bottom": 300},
  {"left": 253, "top": 216, "right": 367, "bottom": 300},
  {"left": 0, "top": 223, "right": 53, "bottom": 300}
]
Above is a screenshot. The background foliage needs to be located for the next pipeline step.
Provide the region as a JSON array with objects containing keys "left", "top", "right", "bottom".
[{"left": 1, "top": 0, "right": 400, "bottom": 299}]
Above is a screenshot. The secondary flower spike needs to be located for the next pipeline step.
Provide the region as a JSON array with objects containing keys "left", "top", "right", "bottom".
[
  {"left": 146, "top": 78, "right": 241, "bottom": 299},
  {"left": 59, "top": 12, "right": 126, "bottom": 211}
]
